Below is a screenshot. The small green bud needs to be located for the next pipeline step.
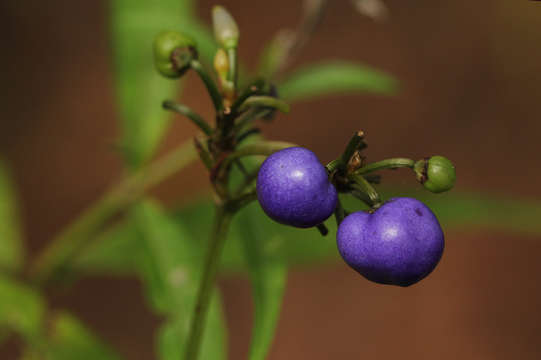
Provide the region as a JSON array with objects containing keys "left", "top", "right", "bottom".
[
  {"left": 153, "top": 31, "right": 197, "bottom": 78},
  {"left": 414, "top": 156, "right": 456, "bottom": 193},
  {"left": 212, "top": 6, "right": 239, "bottom": 49}
]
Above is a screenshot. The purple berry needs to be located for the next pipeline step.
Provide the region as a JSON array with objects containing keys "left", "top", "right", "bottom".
[
  {"left": 256, "top": 147, "right": 338, "bottom": 228},
  {"left": 336, "top": 197, "right": 444, "bottom": 287}
]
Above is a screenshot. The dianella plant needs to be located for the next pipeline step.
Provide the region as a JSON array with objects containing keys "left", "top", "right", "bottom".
[{"left": 1, "top": 1, "right": 541, "bottom": 360}]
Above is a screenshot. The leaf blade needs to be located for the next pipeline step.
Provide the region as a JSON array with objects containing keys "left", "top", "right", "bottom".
[
  {"left": 278, "top": 61, "right": 398, "bottom": 102},
  {"left": 72, "top": 190, "right": 541, "bottom": 278},
  {"left": 236, "top": 204, "right": 287, "bottom": 360},
  {"left": 132, "top": 200, "right": 226, "bottom": 360},
  {"left": 0, "top": 274, "right": 44, "bottom": 341},
  {"left": 110, "top": 0, "right": 216, "bottom": 167},
  {"left": 46, "top": 311, "right": 122, "bottom": 360}
]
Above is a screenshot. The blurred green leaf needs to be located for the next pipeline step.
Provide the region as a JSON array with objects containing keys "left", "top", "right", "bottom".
[
  {"left": 73, "top": 222, "right": 139, "bottom": 276},
  {"left": 0, "top": 160, "right": 24, "bottom": 272},
  {"left": 110, "top": 0, "right": 216, "bottom": 167},
  {"left": 0, "top": 274, "right": 44, "bottom": 341},
  {"left": 236, "top": 205, "right": 287, "bottom": 360},
  {"left": 158, "top": 293, "right": 225, "bottom": 360},
  {"left": 278, "top": 61, "right": 397, "bottom": 102},
  {"left": 73, "top": 189, "right": 541, "bottom": 278},
  {"left": 379, "top": 187, "right": 541, "bottom": 236},
  {"left": 46, "top": 311, "right": 122, "bottom": 360},
  {"left": 132, "top": 200, "right": 226, "bottom": 359}
]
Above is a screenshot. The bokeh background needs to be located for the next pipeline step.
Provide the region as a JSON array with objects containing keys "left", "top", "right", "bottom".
[{"left": 1, "top": 0, "right": 541, "bottom": 359}]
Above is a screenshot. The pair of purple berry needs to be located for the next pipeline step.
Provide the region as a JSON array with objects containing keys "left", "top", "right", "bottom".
[{"left": 256, "top": 147, "right": 444, "bottom": 287}]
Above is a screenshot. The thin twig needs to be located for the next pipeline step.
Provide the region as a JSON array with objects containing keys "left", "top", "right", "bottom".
[
  {"left": 29, "top": 140, "right": 197, "bottom": 286},
  {"left": 274, "top": 0, "right": 329, "bottom": 78}
]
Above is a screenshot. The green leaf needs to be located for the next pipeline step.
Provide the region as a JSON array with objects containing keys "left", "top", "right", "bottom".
[
  {"left": 278, "top": 61, "right": 397, "bottom": 102},
  {"left": 378, "top": 187, "right": 541, "bottom": 236},
  {"left": 110, "top": 0, "right": 216, "bottom": 167},
  {"left": 0, "top": 274, "right": 44, "bottom": 341},
  {"left": 236, "top": 205, "right": 287, "bottom": 360},
  {"left": 46, "top": 312, "right": 122, "bottom": 360},
  {"left": 72, "top": 222, "right": 139, "bottom": 276},
  {"left": 132, "top": 200, "right": 226, "bottom": 359},
  {"left": 0, "top": 160, "right": 24, "bottom": 272},
  {"left": 72, "top": 190, "right": 541, "bottom": 278}
]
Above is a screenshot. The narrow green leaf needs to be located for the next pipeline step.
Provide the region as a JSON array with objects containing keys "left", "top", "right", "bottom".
[
  {"left": 0, "top": 274, "right": 44, "bottom": 341},
  {"left": 110, "top": 0, "right": 216, "bottom": 167},
  {"left": 0, "top": 160, "right": 24, "bottom": 272},
  {"left": 378, "top": 187, "right": 541, "bottom": 236},
  {"left": 72, "top": 190, "right": 541, "bottom": 278},
  {"left": 132, "top": 200, "right": 226, "bottom": 359},
  {"left": 278, "top": 61, "right": 397, "bottom": 102},
  {"left": 46, "top": 311, "right": 122, "bottom": 360},
  {"left": 71, "top": 222, "right": 138, "bottom": 276},
  {"left": 236, "top": 204, "right": 287, "bottom": 360}
]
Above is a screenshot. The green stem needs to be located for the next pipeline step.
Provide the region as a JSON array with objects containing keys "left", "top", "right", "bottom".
[
  {"left": 227, "top": 141, "right": 296, "bottom": 164},
  {"left": 229, "top": 189, "right": 258, "bottom": 211},
  {"left": 349, "top": 173, "right": 381, "bottom": 208},
  {"left": 233, "top": 108, "right": 272, "bottom": 133},
  {"left": 190, "top": 59, "right": 224, "bottom": 113},
  {"left": 238, "top": 96, "right": 290, "bottom": 113},
  {"left": 193, "top": 136, "right": 213, "bottom": 170},
  {"left": 234, "top": 168, "right": 260, "bottom": 197},
  {"left": 334, "top": 197, "right": 346, "bottom": 225},
  {"left": 230, "top": 78, "right": 267, "bottom": 114},
  {"left": 236, "top": 127, "right": 261, "bottom": 144},
  {"left": 316, "top": 223, "right": 329, "bottom": 236},
  {"left": 29, "top": 140, "right": 197, "bottom": 286},
  {"left": 184, "top": 204, "right": 232, "bottom": 360},
  {"left": 273, "top": 0, "right": 329, "bottom": 79},
  {"left": 325, "top": 159, "right": 342, "bottom": 174},
  {"left": 340, "top": 131, "right": 366, "bottom": 166},
  {"left": 163, "top": 100, "right": 213, "bottom": 135},
  {"left": 355, "top": 158, "right": 415, "bottom": 175}
]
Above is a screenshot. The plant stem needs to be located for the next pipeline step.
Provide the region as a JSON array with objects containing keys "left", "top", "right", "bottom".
[
  {"left": 184, "top": 204, "right": 232, "bottom": 360},
  {"left": 355, "top": 158, "right": 415, "bottom": 175},
  {"left": 274, "top": 0, "right": 329, "bottom": 79},
  {"left": 184, "top": 186, "right": 257, "bottom": 360},
  {"left": 233, "top": 108, "right": 272, "bottom": 133},
  {"left": 225, "top": 141, "right": 296, "bottom": 166},
  {"left": 334, "top": 197, "right": 346, "bottom": 225},
  {"left": 325, "top": 159, "right": 342, "bottom": 174},
  {"left": 190, "top": 59, "right": 224, "bottom": 113},
  {"left": 29, "top": 140, "right": 197, "bottom": 286},
  {"left": 316, "top": 223, "right": 329, "bottom": 236},
  {"left": 238, "top": 96, "right": 290, "bottom": 113},
  {"left": 340, "top": 131, "right": 366, "bottom": 166},
  {"left": 349, "top": 173, "right": 381, "bottom": 208},
  {"left": 230, "top": 78, "right": 267, "bottom": 114},
  {"left": 163, "top": 100, "right": 213, "bottom": 135}
]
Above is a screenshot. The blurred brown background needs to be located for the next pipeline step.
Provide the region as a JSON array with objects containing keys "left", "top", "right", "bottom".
[{"left": 1, "top": 0, "right": 541, "bottom": 359}]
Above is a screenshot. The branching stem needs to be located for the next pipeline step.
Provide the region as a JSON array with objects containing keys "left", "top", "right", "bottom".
[{"left": 30, "top": 140, "right": 197, "bottom": 285}]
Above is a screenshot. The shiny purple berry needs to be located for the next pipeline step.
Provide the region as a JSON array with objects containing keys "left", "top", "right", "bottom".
[
  {"left": 336, "top": 197, "right": 444, "bottom": 287},
  {"left": 256, "top": 147, "right": 338, "bottom": 228}
]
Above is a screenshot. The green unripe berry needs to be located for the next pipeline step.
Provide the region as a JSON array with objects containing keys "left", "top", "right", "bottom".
[
  {"left": 414, "top": 156, "right": 456, "bottom": 193},
  {"left": 153, "top": 31, "right": 197, "bottom": 78}
]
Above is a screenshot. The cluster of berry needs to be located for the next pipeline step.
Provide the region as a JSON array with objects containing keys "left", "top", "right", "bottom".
[{"left": 257, "top": 147, "right": 455, "bottom": 287}]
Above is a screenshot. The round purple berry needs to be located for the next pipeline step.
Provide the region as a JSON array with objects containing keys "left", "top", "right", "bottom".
[
  {"left": 336, "top": 197, "right": 444, "bottom": 287},
  {"left": 256, "top": 147, "right": 338, "bottom": 228}
]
